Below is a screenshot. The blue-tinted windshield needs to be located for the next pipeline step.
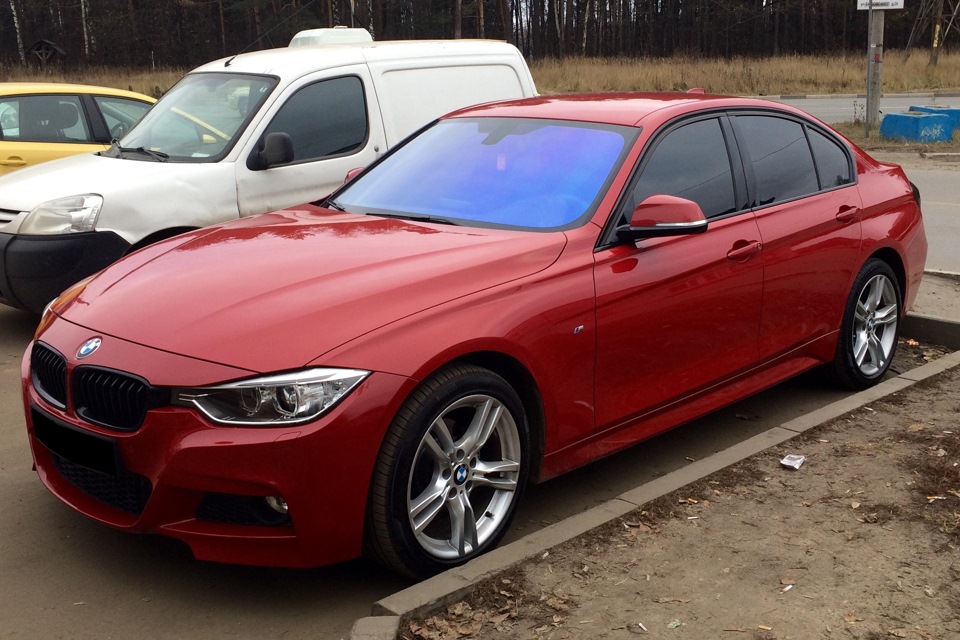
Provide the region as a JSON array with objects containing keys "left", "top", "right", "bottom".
[{"left": 336, "top": 118, "right": 634, "bottom": 230}]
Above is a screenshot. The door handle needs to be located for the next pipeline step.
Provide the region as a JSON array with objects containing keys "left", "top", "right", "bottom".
[
  {"left": 727, "top": 240, "right": 762, "bottom": 262},
  {"left": 836, "top": 204, "right": 859, "bottom": 223},
  {"left": 0, "top": 157, "right": 27, "bottom": 167}
]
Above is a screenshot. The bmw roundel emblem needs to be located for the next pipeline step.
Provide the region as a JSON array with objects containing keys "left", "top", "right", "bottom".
[
  {"left": 454, "top": 466, "right": 468, "bottom": 485},
  {"left": 77, "top": 337, "right": 102, "bottom": 359}
]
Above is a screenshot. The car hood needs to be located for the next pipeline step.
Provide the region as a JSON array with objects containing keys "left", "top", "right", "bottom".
[
  {"left": 0, "top": 153, "right": 230, "bottom": 223},
  {"left": 54, "top": 206, "right": 567, "bottom": 374}
]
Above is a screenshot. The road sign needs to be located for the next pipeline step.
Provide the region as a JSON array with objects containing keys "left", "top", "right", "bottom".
[{"left": 858, "top": 0, "right": 904, "bottom": 9}]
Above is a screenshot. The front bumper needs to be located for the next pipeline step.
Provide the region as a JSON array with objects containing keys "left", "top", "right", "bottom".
[
  {"left": 0, "top": 231, "right": 130, "bottom": 314},
  {"left": 22, "top": 318, "right": 413, "bottom": 568}
]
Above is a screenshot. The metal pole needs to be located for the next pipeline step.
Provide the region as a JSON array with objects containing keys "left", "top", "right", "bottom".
[
  {"left": 866, "top": 0, "right": 875, "bottom": 137},
  {"left": 868, "top": 10, "right": 885, "bottom": 134}
]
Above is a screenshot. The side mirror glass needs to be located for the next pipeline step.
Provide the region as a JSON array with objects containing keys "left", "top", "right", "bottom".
[{"left": 617, "top": 194, "right": 708, "bottom": 242}]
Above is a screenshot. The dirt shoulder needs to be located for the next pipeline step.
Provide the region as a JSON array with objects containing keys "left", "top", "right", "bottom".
[{"left": 402, "top": 343, "right": 960, "bottom": 640}]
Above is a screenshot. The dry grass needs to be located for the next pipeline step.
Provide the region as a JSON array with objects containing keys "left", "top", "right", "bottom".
[
  {"left": 0, "top": 64, "right": 185, "bottom": 98},
  {"left": 4, "top": 50, "right": 960, "bottom": 99},
  {"left": 530, "top": 50, "right": 960, "bottom": 96}
]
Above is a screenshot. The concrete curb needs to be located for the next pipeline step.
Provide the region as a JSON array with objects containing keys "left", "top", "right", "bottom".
[{"left": 350, "top": 313, "right": 960, "bottom": 640}]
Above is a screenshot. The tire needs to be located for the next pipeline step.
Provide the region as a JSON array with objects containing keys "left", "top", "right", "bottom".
[
  {"left": 831, "top": 259, "right": 902, "bottom": 390},
  {"left": 365, "top": 364, "right": 530, "bottom": 579}
]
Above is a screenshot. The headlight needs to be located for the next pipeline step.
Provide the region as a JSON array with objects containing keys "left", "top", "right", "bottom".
[
  {"left": 173, "top": 368, "right": 369, "bottom": 426},
  {"left": 19, "top": 195, "right": 104, "bottom": 235}
]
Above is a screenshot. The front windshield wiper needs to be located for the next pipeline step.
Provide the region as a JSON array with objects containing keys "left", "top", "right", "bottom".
[
  {"left": 370, "top": 212, "right": 460, "bottom": 226},
  {"left": 101, "top": 139, "right": 169, "bottom": 162},
  {"left": 323, "top": 198, "right": 345, "bottom": 211}
]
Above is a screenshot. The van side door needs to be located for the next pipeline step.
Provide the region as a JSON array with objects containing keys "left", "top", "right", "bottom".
[{"left": 235, "top": 66, "right": 387, "bottom": 215}]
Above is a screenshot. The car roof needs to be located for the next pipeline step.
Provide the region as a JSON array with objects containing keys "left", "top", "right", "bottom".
[
  {"left": 444, "top": 93, "right": 812, "bottom": 128},
  {"left": 0, "top": 82, "right": 154, "bottom": 102},
  {"left": 190, "top": 39, "right": 524, "bottom": 83}
]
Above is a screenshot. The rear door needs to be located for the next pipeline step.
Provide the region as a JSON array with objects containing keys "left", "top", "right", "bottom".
[
  {"left": 730, "top": 113, "right": 862, "bottom": 360},
  {"left": 0, "top": 93, "right": 104, "bottom": 174}
]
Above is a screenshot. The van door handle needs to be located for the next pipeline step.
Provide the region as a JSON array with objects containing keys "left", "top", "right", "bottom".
[
  {"left": 726, "top": 240, "right": 762, "bottom": 262},
  {"left": 836, "top": 204, "right": 859, "bottom": 223},
  {"left": 0, "top": 157, "right": 26, "bottom": 167}
]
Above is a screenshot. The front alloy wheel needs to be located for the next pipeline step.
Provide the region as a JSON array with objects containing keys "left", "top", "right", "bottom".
[{"left": 366, "top": 365, "right": 530, "bottom": 578}]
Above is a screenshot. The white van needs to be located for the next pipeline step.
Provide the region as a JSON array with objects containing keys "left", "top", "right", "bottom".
[{"left": 0, "top": 30, "right": 537, "bottom": 313}]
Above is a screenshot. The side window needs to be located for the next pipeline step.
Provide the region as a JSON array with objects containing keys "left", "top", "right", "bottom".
[
  {"left": 94, "top": 96, "right": 151, "bottom": 138},
  {"left": 626, "top": 118, "right": 736, "bottom": 219},
  {"left": 735, "top": 115, "right": 818, "bottom": 206},
  {"left": 808, "top": 128, "right": 853, "bottom": 189},
  {"left": 0, "top": 100, "right": 18, "bottom": 138},
  {"left": 263, "top": 76, "right": 368, "bottom": 164},
  {"left": 16, "top": 95, "right": 91, "bottom": 143}
]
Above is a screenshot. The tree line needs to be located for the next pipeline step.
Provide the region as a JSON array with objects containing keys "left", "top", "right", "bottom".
[{"left": 0, "top": 0, "right": 938, "bottom": 69}]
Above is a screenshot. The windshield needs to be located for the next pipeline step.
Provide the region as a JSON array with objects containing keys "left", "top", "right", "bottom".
[
  {"left": 117, "top": 72, "right": 277, "bottom": 162},
  {"left": 335, "top": 117, "right": 635, "bottom": 230}
]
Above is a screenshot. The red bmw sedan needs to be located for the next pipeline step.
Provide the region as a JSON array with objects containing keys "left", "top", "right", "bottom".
[{"left": 22, "top": 93, "right": 926, "bottom": 578}]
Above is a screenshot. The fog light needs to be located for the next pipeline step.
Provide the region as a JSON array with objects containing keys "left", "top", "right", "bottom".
[{"left": 266, "top": 496, "right": 288, "bottom": 514}]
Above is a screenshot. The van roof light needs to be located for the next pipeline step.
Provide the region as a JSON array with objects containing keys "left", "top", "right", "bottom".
[{"left": 289, "top": 28, "right": 374, "bottom": 47}]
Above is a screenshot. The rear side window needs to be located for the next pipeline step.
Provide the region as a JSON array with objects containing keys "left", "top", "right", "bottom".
[
  {"left": 2, "top": 95, "right": 91, "bottom": 143},
  {"left": 808, "top": 128, "right": 853, "bottom": 189},
  {"left": 263, "top": 76, "right": 368, "bottom": 164},
  {"left": 735, "top": 115, "right": 818, "bottom": 206},
  {"left": 626, "top": 117, "right": 736, "bottom": 218}
]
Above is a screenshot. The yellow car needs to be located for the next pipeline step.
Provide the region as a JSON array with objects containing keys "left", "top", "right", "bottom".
[{"left": 0, "top": 83, "right": 154, "bottom": 174}]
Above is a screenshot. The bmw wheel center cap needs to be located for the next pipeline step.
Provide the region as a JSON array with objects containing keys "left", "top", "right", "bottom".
[
  {"left": 77, "top": 337, "right": 102, "bottom": 359},
  {"left": 454, "top": 465, "right": 468, "bottom": 485}
]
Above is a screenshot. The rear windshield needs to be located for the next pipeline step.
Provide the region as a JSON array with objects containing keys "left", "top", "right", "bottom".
[{"left": 335, "top": 117, "right": 636, "bottom": 230}]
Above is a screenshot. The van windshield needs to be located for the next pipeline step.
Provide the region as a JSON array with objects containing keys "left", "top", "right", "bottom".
[{"left": 115, "top": 72, "right": 277, "bottom": 162}]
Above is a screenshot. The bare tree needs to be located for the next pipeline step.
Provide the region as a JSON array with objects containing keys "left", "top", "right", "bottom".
[{"left": 7, "top": 0, "right": 25, "bottom": 63}]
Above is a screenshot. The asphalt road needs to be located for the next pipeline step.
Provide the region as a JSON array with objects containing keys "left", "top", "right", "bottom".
[
  {"left": 777, "top": 94, "right": 960, "bottom": 124},
  {"left": 0, "top": 161, "right": 955, "bottom": 640}
]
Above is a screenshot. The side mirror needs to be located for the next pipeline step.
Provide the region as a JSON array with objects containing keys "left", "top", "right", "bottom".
[
  {"left": 616, "top": 194, "right": 708, "bottom": 243},
  {"left": 247, "top": 132, "right": 294, "bottom": 170},
  {"left": 344, "top": 167, "right": 364, "bottom": 184}
]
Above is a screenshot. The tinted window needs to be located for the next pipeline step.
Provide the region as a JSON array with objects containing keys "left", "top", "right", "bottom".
[
  {"left": 264, "top": 76, "right": 367, "bottom": 163},
  {"left": 736, "top": 115, "right": 818, "bottom": 206},
  {"left": 808, "top": 128, "right": 853, "bottom": 189},
  {"left": 627, "top": 118, "right": 736, "bottom": 218},
  {"left": 4, "top": 95, "right": 91, "bottom": 143},
  {"left": 336, "top": 118, "right": 632, "bottom": 230}
]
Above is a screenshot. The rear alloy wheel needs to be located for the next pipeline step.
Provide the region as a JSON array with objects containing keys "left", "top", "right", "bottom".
[
  {"left": 366, "top": 365, "right": 529, "bottom": 579},
  {"left": 832, "top": 259, "right": 901, "bottom": 389}
]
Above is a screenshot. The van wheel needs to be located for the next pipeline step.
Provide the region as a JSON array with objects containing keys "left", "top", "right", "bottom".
[
  {"left": 366, "top": 365, "right": 529, "bottom": 579},
  {"left": 831, "top": 259, "right": 901, "bottom": 390}
]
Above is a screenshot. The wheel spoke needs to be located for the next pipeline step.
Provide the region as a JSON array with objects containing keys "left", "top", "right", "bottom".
[
  {"left": 874, "top": 303, "right": 898, "bottom": 326},
  {"left": 425, "top": 417, "right": 455, "bottom": 463},
  {"left": 866, "top": 277, "right": 883, "bottom": 313},
  {"left": 410, "top": 483, "right": 448, "bottom": 535},
  {"left": 853, "top": 332, "right": 870, "bottom": 367},
  {"left": 460, "top": 398, "right": 502, "bottom": 457},
  {"left": 448, "top": 492, "right": 479, "bottom": 556},
  {"left": 472, "top": 459, "right": 520, "bottom": 491},
  {"left": 867, "top": 334, "right": 884, "bottom": 368},
  {"left": 854, "top": 300, "right": 869, "bottom": 326}
]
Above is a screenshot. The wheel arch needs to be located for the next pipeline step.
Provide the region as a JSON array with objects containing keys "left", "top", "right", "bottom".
[
  {"left": 127, "top": 227, "right": 197, "bottom": 253},
  {"left": 867, "top": 246, "right": 907, "bottom": 311},
  {"left": 446, "top": 350, "right": 547, "bottom": 483}
]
